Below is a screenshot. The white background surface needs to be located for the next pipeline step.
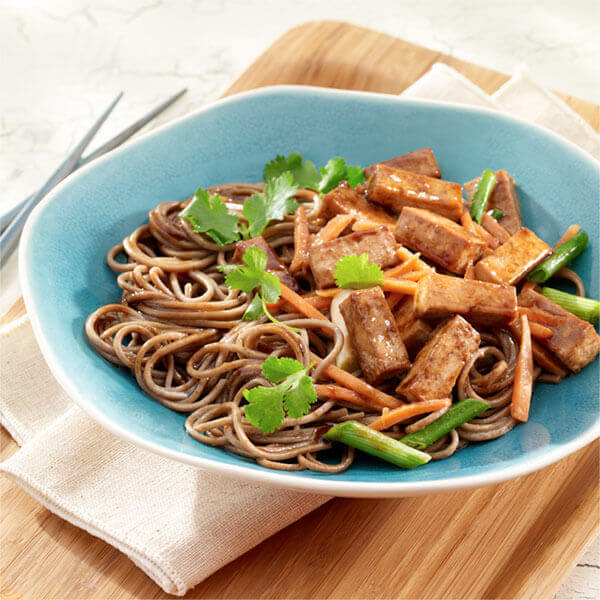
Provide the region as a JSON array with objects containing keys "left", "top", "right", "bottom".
[{"left": 0, "top": 0, "right": 598, "bottom": 597}]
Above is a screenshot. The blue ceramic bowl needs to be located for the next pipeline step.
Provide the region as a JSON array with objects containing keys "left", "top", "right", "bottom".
[{"left": 20, "top": 86, "right": 599, "bottom": 497}]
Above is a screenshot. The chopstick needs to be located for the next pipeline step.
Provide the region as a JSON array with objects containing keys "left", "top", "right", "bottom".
[{"left": 0, "top": 88, "right": 187, "bottom": 264}]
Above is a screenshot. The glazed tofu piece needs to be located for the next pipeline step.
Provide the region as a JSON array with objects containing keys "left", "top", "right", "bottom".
[
  {"left": 367, "top": 164, "right": 463, "bottom": 221},
  {"left": 518, "top": 288, "right": 600, "bottom": 372},
  {"left": 414, "top": 272, "right": 517, "bottom": 326},
  {"left": 320, "top": 182, "right": 396, "bottom": 226},
  {"left": 308, "top": 226, "right": 399, "bottom": 288},
  {"left": 340, "top": 286, "right": 410, "bottom": 385},
  {"left": 396, "top": 315, "right": 480, "bottom": 402},
  {"left": 394, "top": 296, "right": 433, "bottom": 359},
  {"left": 474, "top": 228, "right": 551, "bottom": 285},
  {"left": 364, "top": 148, "right": 441, "bottom": 179},
  {"left": 464, "top": 170, "right": 523, "bottom": 234},
  {"left": 232, "top": 236, "right": 299, "bottom": 292},
  {"left": 394, "top": 207, "right": 487, "bottom": 274}
]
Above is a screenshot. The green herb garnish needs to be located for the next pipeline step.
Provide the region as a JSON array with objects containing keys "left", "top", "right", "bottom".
[
  {"left": 243, "top": 357, "right": 317, "bottom": 433},
  {"left": 179, "top": 188, "right": 239, "bottom": 245},
  {"left": 240, "top": 172, "right": 298, "bottom": 239},
  {"left": 264, "top": 153, "right": 365, "bottom": 194},
  {"left": 334, "top": 254, "right": 384, "bottom": 289},
  {"left": 220, "top": 247, "right": 298, "bottom": 332}
]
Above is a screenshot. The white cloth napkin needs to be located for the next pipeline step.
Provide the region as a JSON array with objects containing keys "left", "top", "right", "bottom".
[{"left": 1, "top": 63, "right": 598, "bottom": 597}]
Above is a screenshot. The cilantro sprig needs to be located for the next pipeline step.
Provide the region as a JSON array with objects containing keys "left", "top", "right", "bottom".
[
  {"left": 334, "top": 254, "right": 384, "bottom": 289},
  {"left": 180, "top": 173, "right": 299, "bottom": 246},
  {"left": 243, "top": 357, "right": 317, "bottom": 433},
  {"left": 179, "top": 188, "right": 239, "bottom": 246},
  {"left": 240, "top": 172, "right": 298, "bottom": 238},
  {"left": 220, "top": 247, "right": 299, "bottom": 332},
  {"left": 264, "top": 153, "right": 365, "bottom": 194}
]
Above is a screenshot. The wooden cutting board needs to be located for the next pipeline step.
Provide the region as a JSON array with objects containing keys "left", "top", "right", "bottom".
[{"left": 1, "top": 21, "right": 598, "bottom": 600}]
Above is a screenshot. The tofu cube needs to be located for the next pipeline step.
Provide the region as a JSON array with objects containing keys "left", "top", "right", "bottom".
[
  {"left": 396, "top": 315, "right": 480, "bottom": 402},
  {"left": 364, "top": 147, "right": 441, "bottom": 179},
  {"left": 394, "top": 207, "right": 487, "bottom": 274},
  {"left": 367, "top": 164, "right": 463, "bottom": 221},
  {"left": 394, "top": 296, "right": 433, "bottom": 359},
  {"left": 340, "top": 286, "right": 410, "bottom": 385}
]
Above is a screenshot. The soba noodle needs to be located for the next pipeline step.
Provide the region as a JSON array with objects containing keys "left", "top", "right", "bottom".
[{"left": 85, "top": 183, "right": 548, "bottom": 472}]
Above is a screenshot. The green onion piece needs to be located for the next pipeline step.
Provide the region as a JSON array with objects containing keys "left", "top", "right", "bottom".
[
  {"left": 488, "top": 208, "right": 504, "bottom": 220},
  {"left": 400, "top": 398, "right": 490, "bottom": 451},
  {"left": 527, "top": 231, "right": 589, "bottom": 283},
  {"left": 540, "top": 287, "right": 600, "bottom": 324},
  {"left": 323, "top": 420, "right": 430, "bottom": 469},
  {"left": 470, "top": 169, "right": 497, "bottom": 224}
]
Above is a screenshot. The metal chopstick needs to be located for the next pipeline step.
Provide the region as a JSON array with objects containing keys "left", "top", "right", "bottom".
[
  {"left": 0, "top": 92, "right": 123, "bottom": 266},
  {"left": 0, "top": 88, "right": 188, "bottom": 233}
]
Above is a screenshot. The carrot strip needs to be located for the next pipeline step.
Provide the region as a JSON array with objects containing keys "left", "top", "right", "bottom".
[
  {"left": 481, "top": 213, "right": 510, "bottom": 243},
  {"left": 312, "top": 214, "right": 354, "bottom": 245},
  {"left": 464, "top": 262, "right": 475, "bottom": 280},
  {"left": 315, "top": 288, "right": 343, "bottom": 298},
  {"left": 386, "top": 293, "right": 404, "bottom": 311},
  {"left": 382, "top": 279, "right": 418, "bottom": 295},
  {"left": 397, "top": 246, "right": 432, "bottom": 272},
  {"left": 518, "top": 306, "right": 567, "bottom": 327},
  {"left": 314, "top": 384, "right": 379, "bottom": 411},
  {"left": 279, "top": 283, "right": 328, "bottom": 321},
  {"left": 289, "top": 206, "right": 310, "bottom": 274},
  {"left": 352, "top": 219, "right": 394, "bottom": 232},
  {"left": 461, "top": 209, "right": 476, "bottom": 232},
  {"left": 312, "top": 353, "right": 403, "bottom": 409},
  {"left": 554, "top": 224, "right": 581, "bottom": 250},
  {"left": 474, "top": 222, "right": 501, "bottom": 249},
  {"left": 511, "top": 314, "right": 534, "bottom": 422},
  {"left": 385, "top": 252, "right": 422, "bottom": 277},
  {"left": 398, "top": 270, "right": 430, "bottom": 281},
  {"left": 509, "top": 320, "right": 568, "bottom": 378},
  {"left": 528, "top": 321, "right": 553, "bottom": 340},
  {"left": 370, "top": 398, "right": 451, "bottom": 431}
]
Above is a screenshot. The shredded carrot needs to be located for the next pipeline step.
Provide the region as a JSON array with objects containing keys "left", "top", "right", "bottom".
[
  {"left": 312, "top": 214, "right": 355, "bottom": 245},
  {"left": 385, "top": 252, "right": 423, "bottom": 278},
  {"left": 314, "top": 384, "right": 379, "bottom": 411},
  {"left": 518, "top": 306, "right": 566, "bottom": 327},
  {"left": 481, "top": 213, "right": 510, "bottom": 243},
  {"left": 312, "top": 353, "right": 403, "bottom": 409},
  {"left": 397, "top": 246, "right": 432, "bottom": 272},
  {"left": 509, "top": 320, "right": 568, "bottom": 378},
  {"left": 554, "top": 224, "right": 581, "bottom": 250},
  {"left": 289, "top": 206, "right": 310, "bottom": 275},
  {"left": 369, "top": 398, "right": 451, "bottom": 431},
  {"left": 352, "top": 219, "right": 394, "bottom": 232},
  {"left": 461, "top": 210, "right": 476, "bottom": 233},
  {"left": 511, "top": 314, "right": 534, "bottom": 422},
  {"left": 265, "top": 299, "right": 284, "bottom": 311},
  {"left": 464, "top": 262, "right": 475, "bottom": 280},
  {"left": 521, "top": 280, "right": 538, "bottom": 294},
  {"left": 528, "top": 321, "right": 553, "bottom": 340},
  {"left": 315, "top": 288, "right": 343, "bottom": 298},
  {"left": 398, "top": 270, "right": 430, "bottom": 281},
  {"left": 279, "top": 283, "right": 328, "bottom": 321},
  {"left": 386, "top": 293, "right": 404, "bottom": 311},
  {"left": 382, "top": 279, "right": 418, "bottom": 295}
]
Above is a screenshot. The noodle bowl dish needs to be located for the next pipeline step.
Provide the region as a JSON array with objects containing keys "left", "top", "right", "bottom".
[{"left": 20, "top": 87, "right": 599, "bottom": 496}]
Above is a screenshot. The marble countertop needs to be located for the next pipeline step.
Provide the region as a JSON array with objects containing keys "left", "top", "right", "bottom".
[{"left": 0, "top": 1, "right": 598, "bottom": 597}]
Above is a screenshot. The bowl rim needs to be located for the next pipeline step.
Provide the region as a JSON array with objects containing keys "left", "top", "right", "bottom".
[{"left": 19, "top": 84, "right": 600, "bottom": 498}]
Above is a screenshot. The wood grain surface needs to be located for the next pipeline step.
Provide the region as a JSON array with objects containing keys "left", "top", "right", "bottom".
[{"left": 1, "top": 20, "right": 598, "bottom": 600}]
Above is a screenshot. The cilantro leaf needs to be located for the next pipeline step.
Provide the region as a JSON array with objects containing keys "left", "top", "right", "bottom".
[
  {"left": 241, "top": 172, "right": 298, "bottom": 239},
  {"left": 243, "top": 358, "right": 317, "bottom": 433},
  {"left": 263, "top": 153, "right": 365, "bottom": 195},
  {"left": 243, "top": 387, "right": 286, "bottom": 434},
  {"left": 264, "top": 153, "right": 321, "bottom": 190},
  {"left": 262, "top": 356, "right": 304, "bottom": 383},
  {"left": 243, "top": 294, "right": 264, "bottom": 321},
  {"left": 179, "top": 188, "right": 239, "bottom": 246},
  {"left": 334, "top": 253, "right": 384, "bottom": 289},
  {"left": 240, "top": 245, "right": 267, "bottom": 273},
  {"left": 283, "top": 374, "right": 317, "bottom": 419}
]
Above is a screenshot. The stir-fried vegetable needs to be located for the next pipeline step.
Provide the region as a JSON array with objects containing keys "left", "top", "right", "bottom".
[
  {"left": 400, "top": 398, "right": 490, "bottom": 450},
  {"left": 540, "top": 287, "right": 600, "bottom": 324},
  {"left": 511, "top": 314, "right": 534, "bottom": 422},
  {"left": 470, "top": 169, "right": 497, "bottom": 224},
  {"left": 527, "top": 231, "right": 589, "bottom": 283},
  {"left": 323, "top": 420, "right": 431, "bottom": 468}
]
